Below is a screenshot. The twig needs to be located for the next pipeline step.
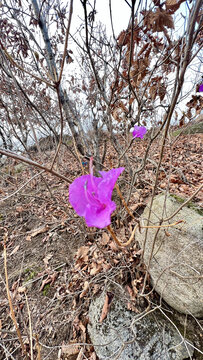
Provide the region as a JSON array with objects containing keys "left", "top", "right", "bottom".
[
  {"left": 163, "top": 184, "right": 203, "bottom": 222},
  {"left": 25, "top": 293, "right": 34, "bottom": 360},
  {"left": 72, "top": 136, "right": 85, "bottom": 175},
  {"left": 0, "top": 342, "right": 16, "bottom": 360},
  {"left": 0, "top": 42, "right": 54, "bottom": 88},
  {"left": 35, "top": 334, "right": 41, "bottom": 360},
  {"left": 143, "top": 220, "right": 183, "bottom": 229},
  {"left": 0, "top": 170, "right": 44, "bottom": 202},
  {"left": 114, "top": 183, "right": 139, "bottom": 224},
  {"left": 57, "top": 0, "right": 73, "bottom": 83},
  {"left": 49, "top": 87, "right": 64, "bottom": 170},
  {"left": 118, "top": 138, "right": 133, "bottom": 161},
  {"left": 159, "top": 308, "right": 197, "bottom": 359},
  {"left": 0, "top": 148, "right": 71, "bottom": 183},
  {"left": 3, "top": 230, "right": 28, "bottom": 360},
  {"left": 107, "top": 223, "right": 138, "bottom": 248},
  {"left": 107, "top": 220, "right": 181, "bottom": 248}
]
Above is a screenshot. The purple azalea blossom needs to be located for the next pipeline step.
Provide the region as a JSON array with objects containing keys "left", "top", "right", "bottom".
[
  {"left": 132, "top": 125, "right": 147, "bottom": 139},
  {"left": 69, "top": 159, "right": 125, "bottom": 228},
  {"left": 199, "top": 84, "right": 203, "bottom": 92}
]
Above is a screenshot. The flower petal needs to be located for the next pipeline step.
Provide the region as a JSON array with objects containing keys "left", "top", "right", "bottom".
[
  {"left": 98, "top": 167, "right": 125, "bottom": 202},
  {"left": 199, "top": 84, "right": 203, "bottom": 92},
  {"left": 69, "top": 175, "right": 90, "bottom": 216},
  {"left": 85, "top": 200, "right": 116, "bottom": 228},
  {"left": 69, "top": 167, "right": 125, "bottom": 229},
  {"left": 132, "top": 125, "right": 147, "bottom": 139}
]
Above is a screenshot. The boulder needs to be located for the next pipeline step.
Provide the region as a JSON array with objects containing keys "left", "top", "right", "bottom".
[
  {"left": 136, "top": 194, "right": 203, "bottom": 318},
  {"left": 88, "top": 292, "right": 193, "bottom": 360}
]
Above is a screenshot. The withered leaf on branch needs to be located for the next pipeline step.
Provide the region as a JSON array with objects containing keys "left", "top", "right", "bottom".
[
  {"left": 153, "top": 10, "right": 174, "bottom": 32},
  {"left": 144, "top": 9, "right": 174, "bottom": 32},
  {"left": 166, "top": 0, "right": 186, "bottom": 14},
  {"left": 149, "top": 85, "right": 158, "bottom": 101},
  {"left": 158, "top": 84, "right": 167, "bottom": 101}
]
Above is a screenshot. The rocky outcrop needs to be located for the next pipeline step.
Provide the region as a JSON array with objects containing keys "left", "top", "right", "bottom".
[
  {"left": 136, "top": 194, "right": 203, "bottom": 318},
  {"left": 88, "top": 292, "right": 194, "bottom": 360}
]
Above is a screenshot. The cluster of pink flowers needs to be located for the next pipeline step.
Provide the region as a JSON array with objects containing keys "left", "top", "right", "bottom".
[{"left": 69, "top": 126, "right": 147, "bottom": 229}]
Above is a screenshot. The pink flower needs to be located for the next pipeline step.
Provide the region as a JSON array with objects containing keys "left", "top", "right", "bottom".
[
  {"left": 69, "top": 159, "right": 125, "bottom": 228},
  {"left": 132, "top": 125, "right": 147, "bottom": 139},
  {"left": 199, "top": 84, "right": 203, "bottom": 92}
]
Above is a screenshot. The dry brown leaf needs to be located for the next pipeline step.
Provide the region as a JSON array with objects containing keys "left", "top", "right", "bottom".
[
  {"left": 76, "top": 246, "right": 89, "bottom": 259},
  {"left": 131, "top": 280, "right": 139, "bottom": 296},
  {"left": 126, "top": 285, "right": 134, "bottom": 299},
  {"left": 80, "top": 281, "right": 89, "bottom": 298},
  {"left": 9, "top": 245, "right": 20, "bottom": 256},
  {"left": 16, "top": 206, "right": 24, "bottom": 212},
  {"left": 89, "top": 352, "right": 97, "bottom": 360},
  {"left": 76, "top": 348, "right": 84, "bottom": 360},
  {"left": 39, "top": 272, "right": 58, "bottom": 291},
  {"left": 61, "top": 342, "right": 80, "bottom": 357},
  {"left": 92, "top": 284, "right": 100, "bottom": 295},
  {"left": 109, "top": 241, "right": 119, "bottom": 252},
  {"left": 18, "top": 286, "right": 26, "bottom": 293},
  {"left": 99, "top": 294, "right": 109, "bottom": 323},
  {"left": 165, "top": 0, "right": 185, "bottom": 14},
  {"left": 100, "top": 232, "right": 110, "bottom": 245},
  {"left": 78, "top": 321, "right": 86, "bottom": 342},
  {"left": 102, "top": 263, "right": 111, "bottom": 272},
  {"left": 43, "top": 253, "right": 53, "bottom": 266},
  {"left": 90, "top": 263, "right": 101, "bottom": 276},
  {"left": 30, "top": 224, "right": 49, "bottom": 238},
  {"left": 99, "top": 292, "right": 114, "bottom": 323}
]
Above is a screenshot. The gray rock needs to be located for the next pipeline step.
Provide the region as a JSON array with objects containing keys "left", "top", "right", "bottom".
[
  {"left": 88, "top": 292, "right": 193, "bottom": 360},
  {"left": 136, "top": 194, "right": 203, "bottom": 318}
]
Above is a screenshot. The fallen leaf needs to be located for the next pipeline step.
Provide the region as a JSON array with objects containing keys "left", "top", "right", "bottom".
[
  {"left": 76, "top": 348, "right": 84, "bottom": 360},
  {"left": 76, "top": 246, "right": 89, "bottom": 259},
  {"left": 100, "top": 232, "right": 110, "bottom": 245},
  {"left": 39, "top": 272, "right": 58, "bottom": 291},
  {"left": 89, "top": 352, "right": 97, "bottom": 360},
  {"left": 43, "top": 253, "right": 53, "bottom": 266},
  {"left": 18, "top": 286, "right": 26, "bottom": 293},
  {"left": 30, "top": 225, "right": 49, "bottom": 238},
  {"left": 9, "top": 245, "right": 20, "bottom": 256},
  {"left": 61, "top": 342, "right": 80, "bottom": 357},
  {"left": 80, "top": 281, "right": 89, "bottom": 298},
  {"left": 102, "top": 263, "right": 111, "bottom": 272},
  {"left": 99, "top": 292, "right": 114, "bottom": 323},
  {"left": 90, "top": 263, "right": 101, "bottom": 276},
  {"left": 109, "top": 241, "right": 119, "bottom": 252},
  {"left": 99, "top": 294, "right": 109, "bottom": 323},
  {"left": 16, "top": 206, "right": 24, "bottom": 213}
]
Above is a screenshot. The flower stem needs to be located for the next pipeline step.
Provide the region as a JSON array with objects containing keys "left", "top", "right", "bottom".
[
  {"left": 107, "top": 224, "right": 138, "bottom": 248},
  {"left": 107, "top": 220, "right": 182, "bottom": 248},
  {"left": 115, "top": 183, "right": 140, "bottom": 225}
]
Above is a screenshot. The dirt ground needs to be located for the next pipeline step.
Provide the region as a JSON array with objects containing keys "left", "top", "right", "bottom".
[{"left": 0, "top": 132, "right": 202, "bottom": 359}]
